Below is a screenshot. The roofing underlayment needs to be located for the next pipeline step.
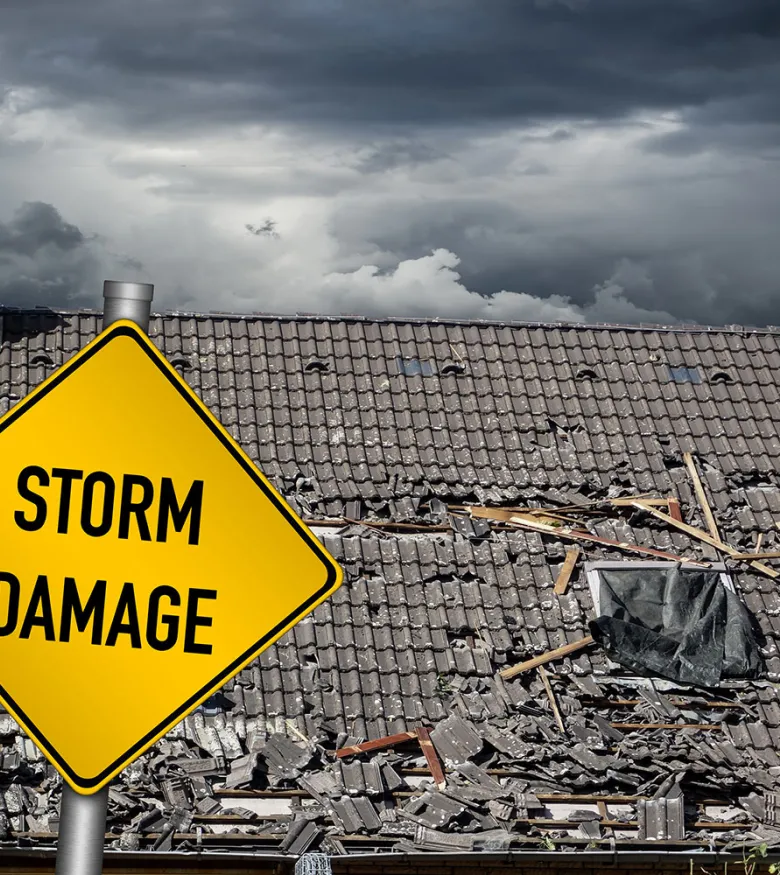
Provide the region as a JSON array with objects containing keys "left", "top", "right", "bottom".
[{"left": 2, "top": 308, "right": 780, "bottom": 859}]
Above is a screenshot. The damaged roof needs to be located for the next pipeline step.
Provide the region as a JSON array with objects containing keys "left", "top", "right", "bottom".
[{"left": 2, "top": 308, "right": 780, "bottom": 861}]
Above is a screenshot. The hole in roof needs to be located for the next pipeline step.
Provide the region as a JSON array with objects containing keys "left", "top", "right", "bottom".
[
  {"left": 396, "top": 356, "right": 435, "bottom": 377},
  {"left": 668, "top": 365, "right": 702, "bottom": 385},
  {"left": 169, "top": 357, "right": 192, "bottom": 371},
  {"left": 710, "top": 370, "right": 735, "bottom": 384},
  {"left": 29, "top": 353, "right": 54, "bottom": 367},
  {"left": 304, "top": 359, "right": 330, "bottom": 374},
  {"left": 440, "top": 361, "right": 466, "bottom": 376},
  {"left": 576, "top": 367, "right": 599, "bottom": 380}
]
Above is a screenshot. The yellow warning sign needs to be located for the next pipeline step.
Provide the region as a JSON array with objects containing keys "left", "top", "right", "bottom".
[{"left": 0, "top": 320, "right": 342, "bottom": 793}]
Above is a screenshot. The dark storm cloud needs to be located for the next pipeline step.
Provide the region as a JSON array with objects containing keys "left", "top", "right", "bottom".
[
  {"left": 0, "top": 0, "right": 779, "bottom": 325},
  {"left": 0, "top": 202, "right": 85, "bottom": 257},
  {"left": 1, "top": 0, "right": 778, "bottom": 137},
  {"left": 0, "top": 203, "right": 102, "bottom": 308}
]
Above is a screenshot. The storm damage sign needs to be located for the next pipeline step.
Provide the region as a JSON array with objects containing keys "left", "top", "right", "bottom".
[{"left": 0, "top": 320, "right": 342, "bottom": 793}]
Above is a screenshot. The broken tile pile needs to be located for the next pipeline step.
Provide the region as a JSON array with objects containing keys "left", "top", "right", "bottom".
[{"left": 3, "top": 310, "right": 780, "bottom": 857}]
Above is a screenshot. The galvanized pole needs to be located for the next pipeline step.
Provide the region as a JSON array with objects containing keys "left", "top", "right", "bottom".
[{"left": 55, "top": 280, "right": 154, "bottom": 875}]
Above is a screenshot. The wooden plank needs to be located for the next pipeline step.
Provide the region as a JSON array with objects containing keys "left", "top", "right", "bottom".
[
  {"left": 415, "top": 726, "right": 446, "bottom": 790},
  {"left": 611, "top": 497, "right": 672, "bottom": 507},
  {"left": 505, "top": 515, "right": 709, "bottom": 566},
  {"left": 730, "top": 551, "right": 780, "bottom": 560},
  {"left": 468, "top": 506, "right": 567, "bottom": 527},
  {"left": 610, "top": 723, "right": 720, "bottom": 730},
  {"left": 592, "top": 698, "right": 742, "bottom": 709},
  {"left": 553, "top": 548, "right": 580, "bottom": 595},
  {"left": 335, "top": 730, "right": 417, "bottom": 758},
  {"left": 667, "top": 497, "right": 683, "bottom": 523},
  {"left": 683, "top": 452, "right": 721, "bottom": 541},
  {"left": 500, "top": 635, "right": 594, "bottom": 680},
  {"left": 631, "top": 501, "right": 780, "bottom": 579},
  {"left": 539, "top": 665, "right": 566, "bottom": 733}
]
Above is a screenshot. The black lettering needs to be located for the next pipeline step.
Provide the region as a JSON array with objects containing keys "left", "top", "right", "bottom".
[
  {"left": 60, "top": 578, "right": 106, "bottom": 645},
  {"left": 19, "top": 575, "right": 55, "bottom": 641},
  {"left": 14, "top": 466, "right": 49, "bottom": 531},
  {"left": 80, "top": 472, "right": 115, "bottom": 537},
  {"left": 51, "top": 468, "right": 84, "bottom": 534},
  {"left": 117, "top": 475, "right": 153, "bottom": 541},
  {"left": 156, "top": 478, "right": 204, "bottom": 545},
  {"left": 146, "top": 586, "right": 181, "bottom": 651},
  {"left": 184, "top": 588, "right": 216, "bottom": 654},
  {"left": 0, "top": 572, "right": 20, "bottom": 636},
  {"left": 104, "top": 583, "right": 142, "bottom": 648}
]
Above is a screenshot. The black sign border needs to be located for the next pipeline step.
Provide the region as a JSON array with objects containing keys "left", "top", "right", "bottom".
[{"left": 0, "top": 322, "right": 340, "bottom": 791}]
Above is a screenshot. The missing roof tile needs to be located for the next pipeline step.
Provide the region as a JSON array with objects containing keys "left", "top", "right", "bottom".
[
  {"left": 440, "top": 361, "right": 467, "bottom": 376},
  {"left": 586, "top": 561, "right": 761, "bottom": 686},
  {"left": 304, "top": 359, "right": 330, "bottom": 374},
  {"left": 575, "top": 367, "right": 600, "bottom": 380}
]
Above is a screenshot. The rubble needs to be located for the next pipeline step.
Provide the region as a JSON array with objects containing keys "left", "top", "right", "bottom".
[{"left": 3, "top": 310, "right": 780, "bottom": 859}]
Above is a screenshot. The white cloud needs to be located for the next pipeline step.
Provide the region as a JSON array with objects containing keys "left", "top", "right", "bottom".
[{"left": 314, "top": 249, "right": 677, "bottom": 324}]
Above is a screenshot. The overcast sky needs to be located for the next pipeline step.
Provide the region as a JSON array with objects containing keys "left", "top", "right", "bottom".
[{"left": 0, "top": 0, "right": 778, "bottom": 325}]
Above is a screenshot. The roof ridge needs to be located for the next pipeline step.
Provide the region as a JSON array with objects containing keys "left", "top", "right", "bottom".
[{"left": 0, "top": 305, "right": 776, "bottom": 336}]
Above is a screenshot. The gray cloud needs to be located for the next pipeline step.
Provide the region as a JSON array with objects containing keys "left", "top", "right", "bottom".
[
  {"left": 1, "top": 1, "right": 777, "bottom": 136},
  {"left": 0, "top": 1, "right": 778, "bottom": 326},
  {"left": 0, "top": 203, "right": 104, "bottom": 308}
]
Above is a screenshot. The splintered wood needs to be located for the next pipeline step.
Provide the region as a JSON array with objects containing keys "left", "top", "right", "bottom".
[
  {"left": 500, "top": 636, "right": 595, "bottom": 680},
  {"left": 336, "top": 731, "right": 417, "bottom": 759},
  {"left": 415, "top": 726, "right": 446, "bottom": 790},
  {"left": 682, "top": 452, "right": 721, "bottom": 541},
  {"left": 539, "top": 665, "right": 566, "bottom": 734},
  {"left": 631, "top": 502, "right": 780, "bottom": 579},
  {"left": 667, "top": 498, "right": 683, "bottom": 523},
  {"left": 554, "top": 548, "right": 580, "bottom": 595},
  {"left": 503, "top": 515, "right": 708, "bottom": 566}
]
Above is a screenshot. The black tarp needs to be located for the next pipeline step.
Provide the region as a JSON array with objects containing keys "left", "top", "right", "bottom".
[{"left": 588, "top": 565, "right": 761, "bottom": 686}]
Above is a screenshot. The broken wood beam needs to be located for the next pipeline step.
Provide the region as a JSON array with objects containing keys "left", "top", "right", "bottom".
[
  {"left": 610, "top": 723, "right": 721, "bottom": 731},
  {"left": 467, "top": 506, "right": 569, "bottom": 527},
  {"left": 505, "top": 515, "right": 709, "bottom": 566},
  {"left": 539, "top": 665, "right": 566, "bottom": 733},
  {"left": 683, "top": 452, "right": 721, "bottom": 541},
  {"left": 609, "top": 497, "right": 673, "bottom": 507},
  {"left": 500, "top": 635, "right": 595, "bottom": 680},
  {"left": 335, "top": 730, "right": 417, "bottom": 759},
  {"left": 667, "top": 497, "right": 683, "bottom": 523},
  {"left": 553, "top": 547, "right": 580, "bottom": 595},
  {"left": 631, "top": 501, "right": 780, "bottom": 579},
  {"left": 415, "top": 726, "right": 446, "bottom": 790},
  {"left": 592, "top": 698, "right": 743, "bottom": 709}
]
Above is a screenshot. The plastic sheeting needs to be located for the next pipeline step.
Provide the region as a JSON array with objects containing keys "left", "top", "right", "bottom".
[{"left": 589, "top": 565, "right": 761, "bottom": 686}]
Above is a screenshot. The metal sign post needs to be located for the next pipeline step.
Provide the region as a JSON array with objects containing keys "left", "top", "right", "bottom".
[{"left": 55, "top": 280, "right": 154, "bottom": 875}]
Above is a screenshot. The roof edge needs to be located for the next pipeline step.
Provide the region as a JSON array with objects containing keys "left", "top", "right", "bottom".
[{"left": 0, "top": 305, "right": 777, "bottom": 337}]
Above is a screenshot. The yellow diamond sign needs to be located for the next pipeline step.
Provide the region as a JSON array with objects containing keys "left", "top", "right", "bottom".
[{"left": 0, "top": 320, "right": 342, "bottom": 793}]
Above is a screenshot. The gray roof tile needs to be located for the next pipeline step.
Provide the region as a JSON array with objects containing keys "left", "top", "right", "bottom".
[{"left": 5, "top": 309, "right": 780, "bottom": 850}]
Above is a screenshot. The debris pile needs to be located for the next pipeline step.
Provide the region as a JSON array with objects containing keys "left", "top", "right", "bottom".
[{"left": 2, "top": 655, "right": 780, "bottom": 854}]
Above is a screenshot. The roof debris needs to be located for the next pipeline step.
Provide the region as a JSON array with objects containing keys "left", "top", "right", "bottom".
[{"left": 3, "top": 311, "right": 780, "bottom": 859}]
